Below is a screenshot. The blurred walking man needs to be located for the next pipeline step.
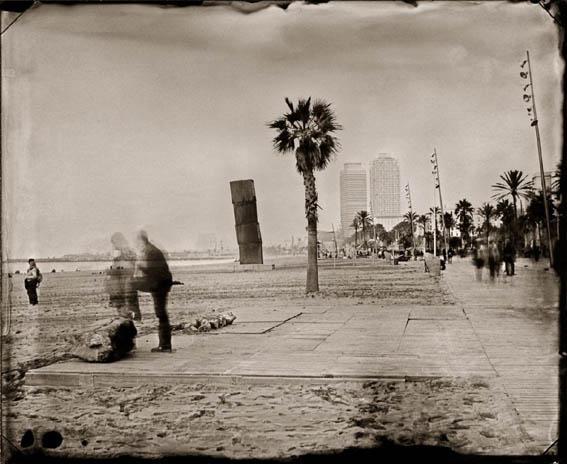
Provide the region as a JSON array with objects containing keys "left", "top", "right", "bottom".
[
  {"left": 106, "top": 232, "right": 142, "bottom": 321},
  {"left": 24, "top": 258, "right": 42, "bottom": 305},
  {"left": 135, "top": 231, "right": 173, "bottom": 352},
  {"left": 503, "top": 239, "right": 516, "bottom": 276}
]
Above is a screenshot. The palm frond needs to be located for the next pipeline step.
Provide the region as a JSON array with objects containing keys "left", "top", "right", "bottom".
[
  {"left": 285, "top": 97, "right": 294, "bottom": 112},
  {"left": 269, "top": 97, "right": 342, "bottom": 176}
]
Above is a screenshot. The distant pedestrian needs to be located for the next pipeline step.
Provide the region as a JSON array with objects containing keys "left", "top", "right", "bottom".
[
  {"left": 24, "top": 258, "right": 42, "bottom": 305},
  {"left": 487, "top": 241, "right": 500, "bottom": 282},
  {"left": 135, "top": 231, "right": 173, "bottom": 353},
  {"left": 473, "top": 242, "right": 486, "bottom": 281},
  {"left": 533, "top": 242, "right": 541, "bottom": 262},
  {"left": 106, "top": 232, "right": 142, "bottom": 321},
  {"left": 503, "top": 239, "right": 516, "bottom": 276},
  {"left": 447, "top": 248, "right": 453, "bottom": 264}
]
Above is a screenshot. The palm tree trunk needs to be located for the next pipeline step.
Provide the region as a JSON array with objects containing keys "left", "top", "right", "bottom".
[{"left": 303, "top": 171, "right": 319, "bottom": 293}]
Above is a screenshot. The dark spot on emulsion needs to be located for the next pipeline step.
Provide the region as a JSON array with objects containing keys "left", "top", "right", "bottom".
[
  {"left": 81, "top": 439, "right": 88, "bottom": 447},
  {"left": 20, "top": 429, "right": 34, "bottom": 448},
  {"left": 41, "top": 431, "right": 63, "bottom": 449}
]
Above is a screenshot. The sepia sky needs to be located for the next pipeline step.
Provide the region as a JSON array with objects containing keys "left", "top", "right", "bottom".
[{"left": 2, "top": 1, "right": 562, "bottom": 258}]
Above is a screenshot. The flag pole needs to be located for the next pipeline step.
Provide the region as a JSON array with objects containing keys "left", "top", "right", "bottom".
[
  {"left": 407, "top": 184, "right": 416, "bottom": 259},
  {"left": 526, "top": 50, "right": 554, "bottom": 267},
  {"left": 433, "top": 184, "right": 437, "bottom": 257},
  {"left": 434, "top": 148, "right": 449, "bottom": 255}
]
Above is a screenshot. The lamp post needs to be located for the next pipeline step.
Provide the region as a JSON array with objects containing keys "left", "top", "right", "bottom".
[
  {"left": 405, "top": 183, "right": 417, "bottom": 259},
  {"left": 523, "top": 50, "right": 554, "bottom": 267},
  {"left": 431, "top": 148, "right": 448, "bottom": 254}
]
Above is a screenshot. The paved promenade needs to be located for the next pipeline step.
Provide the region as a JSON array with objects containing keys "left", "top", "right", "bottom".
[
  {"left": 27, "top": 257, "right": 560, "bottom": 451},
  {"left": 444, "top": 257, "right": 559, "bottom": 451}
]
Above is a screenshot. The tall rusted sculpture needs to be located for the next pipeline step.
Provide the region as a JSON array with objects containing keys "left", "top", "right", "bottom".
[{"left": 230, "top": 180, "right": 263, "bottom": 264}]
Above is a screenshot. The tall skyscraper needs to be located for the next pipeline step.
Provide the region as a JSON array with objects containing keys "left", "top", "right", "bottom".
[
  {"left": 369, "top": 154, "right": 401, "bottom": 231},
  {"left": 340, "top": 163, "right": 367, "bottom": 235}
]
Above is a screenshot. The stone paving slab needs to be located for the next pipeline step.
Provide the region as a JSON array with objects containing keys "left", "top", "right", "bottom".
[
  {"left": 443, "top": 258, "right": 559, "bottom": 450},
  {"left": 215, "top": 321, "right": 283, "bottom": 334},
  {"left": 27, "top": 298, "right": 486, "bottom": 386},
  {"left": 223, "top": 308, "right": 302, "bottom": 323}
]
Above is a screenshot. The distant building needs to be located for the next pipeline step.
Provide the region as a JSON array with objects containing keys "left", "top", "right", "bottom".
[
  {"left": 340, "top": 163, "right": 368, "bottom": 235},
  {"left": 532, "top": 171, "right": 554, "bottom": 194},
  {"left": 369, "top": 154, "right": 401, "bottom": 231}
]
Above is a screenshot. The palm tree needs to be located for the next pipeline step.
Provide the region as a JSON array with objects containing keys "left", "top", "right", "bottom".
[
  {"left": 443, "top": 212, "right": 455, "bottom": 238},
  {"left": 417, "top": 214, "right": 429, "bottom": 235},
  {"left": 477, "top": 203, "right": 497, "bottom": 243},
  {"left": 417, "top": 214, "right": 430, "bottom": 251},
  {"left": 404, "top": 211, "right": 418, "bottom": 224},
  {"left": 403, "top": 210, "right": 418, "bottom": 255},
  {"left": 496, "top": 198, "right": 515, "bottom": 237},
  {"left": 491, "top": 170, "right": 533, "bottom": 219},
  {"left": 356, "top": 210, "right": 372, "bottom": 248},
  {"left": 351, "top": 216, "right": 360, "bottom": 248},
  {"left": 455, "top": 199, "right": 474, "bottom": 248},
  {"left": 269, "top": 97, "right": 341, "bottom": 293},
  {"left": 526, "top": 190, "right": 556, "bottom": 254}
]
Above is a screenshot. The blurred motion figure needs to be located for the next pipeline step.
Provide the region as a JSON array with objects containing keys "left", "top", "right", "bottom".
[
  {"left": 106, "top": 232, "right": 141, "bottom": 321},
  {"left": 135, "top": 230, "right": 173, "bottom": 353}
]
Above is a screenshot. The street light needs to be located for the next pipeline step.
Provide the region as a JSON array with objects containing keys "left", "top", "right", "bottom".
[{"left": 522, "top": 51, "right": 554, "bottom": 267}]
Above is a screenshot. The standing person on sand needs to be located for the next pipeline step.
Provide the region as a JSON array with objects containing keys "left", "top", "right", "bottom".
[
  {"left": 24, "top": 258, "right": 42, "bottom": 305},
  {"left": 135, "top": 230, "right": 173, "bottom": 353},
  {"left": 106, "top": 232, "right": 142, "bottom": 321}
]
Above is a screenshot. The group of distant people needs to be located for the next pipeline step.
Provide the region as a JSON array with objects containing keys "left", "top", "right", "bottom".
[
  {"left": 472, "top": 239, "right": 516, "bottom": 282},
  {"left": 23, "top": 231, "right": 175, "bottom": 353}
]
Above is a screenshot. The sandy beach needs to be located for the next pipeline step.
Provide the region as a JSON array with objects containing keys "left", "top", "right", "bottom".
[{"left": 1, "top": 256, "right": 543, "bottom": 460}]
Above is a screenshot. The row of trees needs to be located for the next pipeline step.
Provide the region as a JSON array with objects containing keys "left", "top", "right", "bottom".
[
  {"left": 350, "top": 210, "right": 372, "bottom": 248},
  {"left": 409, "top": 168, "right": 561, "bottom": 254},
  {"left": 347, "top": 168, "right": 561, "bottom": 256},
  {"left": 268, "top": 97, "right": 560, "bottom": 293}
]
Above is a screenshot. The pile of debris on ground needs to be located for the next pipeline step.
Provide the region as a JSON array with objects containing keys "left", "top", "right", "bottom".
[
  {"left": 171, "top": 311, "right": 237, "bottom": 334},
  {"left": 71, "top": 312, "right": 237, "bottom": 362}
]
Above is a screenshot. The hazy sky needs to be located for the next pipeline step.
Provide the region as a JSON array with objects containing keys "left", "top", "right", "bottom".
[{"left": 2, "top": 1, "right": 562, "bottom": 258}]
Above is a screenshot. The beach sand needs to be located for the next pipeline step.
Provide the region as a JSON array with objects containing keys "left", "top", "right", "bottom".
[{"left": 1, "top": 257, "right": 529, "bottom": 459}]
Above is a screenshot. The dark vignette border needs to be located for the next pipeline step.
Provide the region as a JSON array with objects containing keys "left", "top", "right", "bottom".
[{"left": 0, "top": 1, "right": 565, "bottom": 463}]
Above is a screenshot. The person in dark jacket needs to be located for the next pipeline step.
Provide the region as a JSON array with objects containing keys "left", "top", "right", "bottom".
[
  {"left": 135, "top": 230, "right": 173, "bottom": 352},
  {"left": 24, "top": 258, "right": 42, "bottom": 305},
  {"left": 503, "top": 239, "right": 516, "bottom": 276}
]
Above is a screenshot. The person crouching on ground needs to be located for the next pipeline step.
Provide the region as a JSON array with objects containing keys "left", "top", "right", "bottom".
[
  {"left": 106, "top": 232, "right": 142, "bottom": 321},
  {"left": 135, "top": 230, "right": 173, "bottom": 353},
  {"left": 24, "top": 258, "right": 42, "bottom": 305}
]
